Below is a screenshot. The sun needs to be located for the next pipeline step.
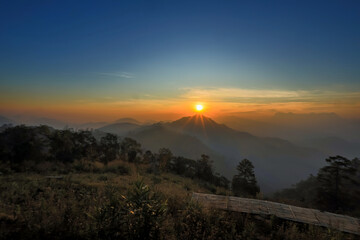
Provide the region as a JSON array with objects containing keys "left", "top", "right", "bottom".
[{"left": 195, "top": 104, "right": 204, "bottom": 112}]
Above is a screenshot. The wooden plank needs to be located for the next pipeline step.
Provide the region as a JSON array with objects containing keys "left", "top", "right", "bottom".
[{"left": 192, "top": 192, "right": 360, "bottom": 235}]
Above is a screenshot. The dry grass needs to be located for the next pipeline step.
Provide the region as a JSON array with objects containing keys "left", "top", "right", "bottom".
[{"left": 0, "top": 162, "right": 357, "bottom": 240}]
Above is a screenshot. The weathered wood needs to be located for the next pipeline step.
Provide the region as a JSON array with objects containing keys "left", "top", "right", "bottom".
[{"left": 192, "top": 192, "right": 360, "bottom": 235}]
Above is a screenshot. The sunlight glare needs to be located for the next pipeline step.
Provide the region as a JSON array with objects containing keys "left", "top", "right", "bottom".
[{"left": 196, "top": 104, "right": 204, "bottom": 111}]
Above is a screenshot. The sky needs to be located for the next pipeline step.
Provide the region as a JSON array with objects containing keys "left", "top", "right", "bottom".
[{"left": 1, "top": 0, "right": 360, "bottom": 122}]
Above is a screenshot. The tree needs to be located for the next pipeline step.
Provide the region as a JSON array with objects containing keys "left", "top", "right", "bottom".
[
  {"left": 317, "top": 155, "right": 357, "bottom": 212},
  {"left": 232, "top": 159, "right": 259, "bottom": 197},
  {"left": 73, "top": 130, "right": 98, "bottom": 161},
  {"left": 99, "top": 133, "right": 119, "bottom": 165},
  {"left": 143, "top": 150, "right": 155, "bottom": 164},
  {"left": 158, "top": 148, "right": 173, "bottom": 171},
  {"left": 213, "top": 173, "right": 230, "bottom": 189},
  {"left": 196, "top": 154, "right": 213, "bottom": 182},
  {"left": 120, "top": 137, "right": 142, "bottom": 162},
  {"left": 49, "top": 129, "right": 77, "bottom": 163},
  {"left": 0, "top": 125, "right": 50, "bottom": 169},
  {"left": 171, "top": 156, "right": 187, "bottom": 175}
]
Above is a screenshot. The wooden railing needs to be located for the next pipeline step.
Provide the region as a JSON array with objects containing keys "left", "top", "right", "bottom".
[{"left": 192, "top": 192, "right": 360, "bottom": 235}]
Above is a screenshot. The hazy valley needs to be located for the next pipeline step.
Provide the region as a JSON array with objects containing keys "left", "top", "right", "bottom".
[{"left": 2, "top": 112, "right": 359, "bottom": 192}]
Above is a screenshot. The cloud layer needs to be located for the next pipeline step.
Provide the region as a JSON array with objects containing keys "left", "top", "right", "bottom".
[{"left": 181, "top": 87, "right": 360, "bottom": 104}]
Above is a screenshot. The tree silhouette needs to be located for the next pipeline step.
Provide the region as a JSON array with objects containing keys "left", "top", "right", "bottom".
[
  {"left": 317, "top": 155, "right": 357, "bottom": 212},
  {"left": 158, "top": 148, "right": 173, "bottom": 171},
  {"left": 73, "top": 130, "right": 98, "bottom": 161},
  {"left": 0, "top": 125, "right": 49, "bottom": 169},
  {"left": 143, "top": 150, "right": 154, "bottom": 164},
  {"left": 120, "top": 137, "right": 142, "bottom": 162},
  {"left": 99, "top": 133, "right": 119, "bottom": 165},
  {"left": 232, "top": 159, "right": 259, "bottom": 197},
  {"left": 50, "top": 129, "right": 76, "bottom": 163},
  {"left": 196, "top": 154, "right": 213, "bottom": 182}
]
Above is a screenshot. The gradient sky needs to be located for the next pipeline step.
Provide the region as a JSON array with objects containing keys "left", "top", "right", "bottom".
[{"left": 1, "top": 0, "right": 360, "bottom": 122}]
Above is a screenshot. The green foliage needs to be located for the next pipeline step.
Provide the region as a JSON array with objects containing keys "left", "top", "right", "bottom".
[
  {"left": 94, "top": 180, "right": 167, "bottom": 240},
  {"left": 122, "top": 180, "right": 167, "bottom": 240}
]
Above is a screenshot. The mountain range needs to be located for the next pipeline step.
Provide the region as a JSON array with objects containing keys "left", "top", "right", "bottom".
[
  {"left": 1, "top": 113, "right": 359, "bottom": 192},
  {"left": 125, "top": 115, "right": 326, "bottom": 192}
]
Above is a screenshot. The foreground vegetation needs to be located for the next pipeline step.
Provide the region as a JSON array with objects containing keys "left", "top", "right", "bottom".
[
  {"left": 0, "top": 124, "right": 359, "bottom": 239},
  {"left": 274, "top": 156, "right": 360, "bottom": 217},
  {"left": 0, "top": 166, "right": 356, "bottom": 240}
]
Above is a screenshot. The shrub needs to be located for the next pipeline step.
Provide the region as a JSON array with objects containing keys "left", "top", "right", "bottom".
[
  {"left": 94, "top": 180, "right": 167, "bottom": 240},
  {"left": 122, "top": 180, "right": 167, "bottom": 240}
]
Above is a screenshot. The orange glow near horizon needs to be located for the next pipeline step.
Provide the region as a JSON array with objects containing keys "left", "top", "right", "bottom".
[{"left": 1, "top": 97, "right": 360, "bottom": 123}]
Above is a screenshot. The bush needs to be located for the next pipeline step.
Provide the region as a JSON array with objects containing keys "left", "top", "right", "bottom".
[
  {"left": 94, "top": 180, "right": 167, "bottom": 240},
  {"left": 122, "top": 180, "right": 167, "bottom": 240}
]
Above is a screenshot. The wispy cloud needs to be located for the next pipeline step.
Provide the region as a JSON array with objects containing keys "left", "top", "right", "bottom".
[
  {"left": 99, "top": 71, "right": 135, "bottom": 79},
  {"left": 180, "top": 87, "right": 360, "bottom": 103}
]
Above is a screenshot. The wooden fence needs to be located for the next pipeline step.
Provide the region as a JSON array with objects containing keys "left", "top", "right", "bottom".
[{"left": 192, "top": 192, "right": 360, "bottom": 235}]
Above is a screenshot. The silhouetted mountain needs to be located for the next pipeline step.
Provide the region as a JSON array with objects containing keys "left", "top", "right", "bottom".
[
  {"left": 218, "top": 112, "right": 360, "bottom": 143},
  {"left": 114, "top": 118, "right": 141, "bottom": 125},
  {"left": 98, "top": 122, "right": 141, "bottom": 136},
  {"left": 33, "top": 117, "right": 69, "bottom": 129},
  {"left": 166, "top": 115, "right": 325, "bottom": 191},
  {"left": 127, "top": 123, "right": 232, "bottom": 175},
  {"left": 10, "top": 116, "right": 69, "bottom": 129}
]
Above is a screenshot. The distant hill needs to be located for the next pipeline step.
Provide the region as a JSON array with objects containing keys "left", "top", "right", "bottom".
[
  {"left": 104, "top": 114, "right": 328, "bottom": 191},
  {"left": 114, "top": 118, "right": 141, "bottom": 125},
  {"left": 218, "top": 112, "right": 360, "bottom": 144},
  {"left": 98, "top": 122, "right": 141, "bottom": 136},
  {"left": 127, "top": 123, "right": 232, "bottom": 175},
  {"left": 165, "top": 115, "right": 325, "bottom": 192},
  {"left": 9, "top": 115, "right": 69, "bottom": 129},
  {"left": 31, "top": 117, "right": 69, "bottom": 129}
]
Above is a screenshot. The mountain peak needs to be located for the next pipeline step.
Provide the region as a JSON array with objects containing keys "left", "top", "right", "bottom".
[
  {"left": 171, "top": 114, "right": 219, "bottom": 127},
  {"left": 167, "top": 114, "right": 230, "bottom": 139},
  {"left": 114, "top": 118, "right": 141, "bottom": 124}
]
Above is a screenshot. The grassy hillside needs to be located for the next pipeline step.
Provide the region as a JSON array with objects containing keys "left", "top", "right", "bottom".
[
  {"left": 0, "top": 161, "right": 357, "bottom": 240},
  {"left": 0, "top": 125, "right": 358, "bottom": 239}
]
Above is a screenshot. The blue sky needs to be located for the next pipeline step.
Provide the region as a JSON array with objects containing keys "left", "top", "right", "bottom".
[{"left": 1, "top": 0, "right": 360, "bottom": 121}]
